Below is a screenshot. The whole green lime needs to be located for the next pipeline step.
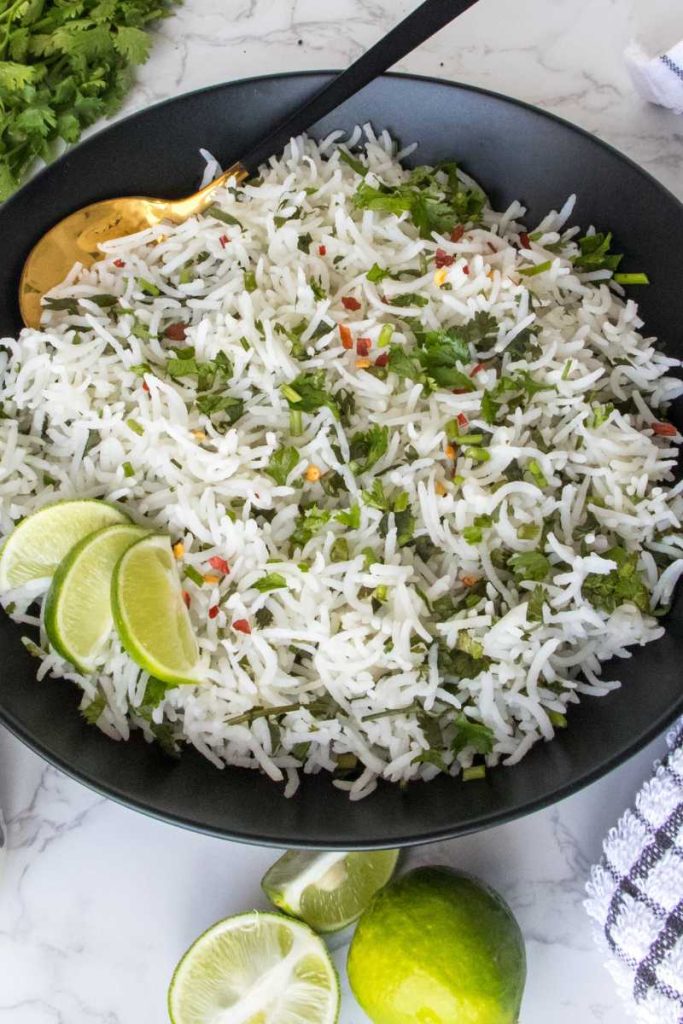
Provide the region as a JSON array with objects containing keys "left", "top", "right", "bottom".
[{"left": 346, "top": 866, "right": 525, "bottom": 1024}]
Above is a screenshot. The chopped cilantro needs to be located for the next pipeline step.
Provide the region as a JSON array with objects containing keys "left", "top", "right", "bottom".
[
  {"left": 291, "top": 505, "right": 332, "bottom": 548},
  {"left": 265, "top": 446, "right": 300, "bottom": 486},
  {"left": 349, "top": 424, "right": 389, "bottom": 473},
  {"left": 574, "top": 232, "right": 622, "bottom": 272},
  {"left": 582, "top": 546, "right": 650, "bottom": 614},
  {"left": 253, "top": 573, "right": 287, "bottom": 593},
  {"left": 508, "top": 551, "right": 550, "bottom": 582},
  {"left": 335, "top": 504, "right": 361, "bottom": 529},
  {"left": 451, "top": 714, "right": 494, "bottom": 755}
]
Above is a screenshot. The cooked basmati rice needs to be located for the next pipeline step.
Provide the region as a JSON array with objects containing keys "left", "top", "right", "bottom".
[{"left": 1, "top": 127, "right": 682, "bottom": 800}]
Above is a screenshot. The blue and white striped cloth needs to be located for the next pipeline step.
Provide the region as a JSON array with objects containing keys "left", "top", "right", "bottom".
[
  {"left": 626, "top": 39, "right": 683, "bottom": 115},
  {"left": 586, "top": 720, "right": 683, "bottom": 1024}
]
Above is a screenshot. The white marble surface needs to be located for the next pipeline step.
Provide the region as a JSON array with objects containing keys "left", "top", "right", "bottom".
[{"left": 1, "top": 1, "right": 683, "bottom": 1021}]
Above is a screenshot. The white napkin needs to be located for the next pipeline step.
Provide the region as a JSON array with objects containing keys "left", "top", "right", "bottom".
[
  {"left": 585, "top": 719, "right": 683, "bottom": 1023},
  {"left": 626, "top": 39, "right": 683, "bottom": 115}
]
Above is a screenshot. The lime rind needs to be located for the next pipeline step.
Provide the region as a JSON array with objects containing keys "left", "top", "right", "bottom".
[
  {"left": 44, "top": 523, "right": 149, "bottom": 673},
  {"left": 111, "top": 533, "right": 202, "bottom": 687},
  {"left": 168, "top": 910, "right": 340, "bottom": 1024},
  {"left": 262, "top": 849, "right": 400, "bottom": 933},
  {"left": 0, "top": 498, "right": 129, "bottom": 593}
]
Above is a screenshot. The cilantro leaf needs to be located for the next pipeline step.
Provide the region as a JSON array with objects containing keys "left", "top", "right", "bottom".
[
  {"left": 349, "top": 424, "right": 389, "bottom": 473},
  {"left": 582, "top": 546, "right": 650, "bottom": 614},
  {"left": 281, "top": 371, "right": 339, "bottom": 418},
  {"left": 291, "top": 505, "right": 332, "bottom": 548},
  {"left": 451, "top": 714, "right": 494, "bottom": 755},
  {"left": 574, "top": 232, "right": 622, "bottom": 273},
  {"left": 335, "top": 503, "right": 361, "bottom": 528},
  {"left": 508, "top": 551, "right": 551, "bottom": 582},
  {"left": 265, "top": 445, "right": 300, "bottom": 486},
  {"left": 253, "top": 573, "right": 287, "bottom": 593}
]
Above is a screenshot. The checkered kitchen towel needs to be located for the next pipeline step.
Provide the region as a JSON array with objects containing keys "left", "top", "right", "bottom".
[
  {"left": 626, "top": 38, "right": 683, "bottom": 115},
  {"left": 586, "top": 720, "right": 683, "bottom": 1023}
]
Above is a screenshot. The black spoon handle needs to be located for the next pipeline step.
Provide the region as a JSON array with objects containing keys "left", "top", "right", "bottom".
[{"left": 239, "top": 0, "right": 481, "bottom": 172}]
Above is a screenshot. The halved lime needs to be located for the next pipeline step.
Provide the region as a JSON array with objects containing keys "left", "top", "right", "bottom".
[
  {"left": 262, "top": 849, "right": 399, "bottom": 933},
  {"left": 0, "top": 499, "right": 129, "bottom": 593},
  {"left": 44, "top": 524, "right": 149, "bottom": 673},
  {"left": 168, "top": 911, "right": 340, "bottom": 1024},
  {"left": 111, "top": 533, "right": 201, "bottom": 686}
]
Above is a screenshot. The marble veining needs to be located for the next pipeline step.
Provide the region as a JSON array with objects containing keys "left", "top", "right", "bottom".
[{"left": 1, "top": 0, "right": 682, "bottom": 1020}]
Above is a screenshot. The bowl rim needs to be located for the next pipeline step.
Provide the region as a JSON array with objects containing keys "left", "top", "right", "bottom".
[{"left": 1, "top": 69, "right": 681, "bottom": 848}]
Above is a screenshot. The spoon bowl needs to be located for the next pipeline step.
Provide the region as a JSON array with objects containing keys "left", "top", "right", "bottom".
[{"left": 19, "top": 164, "right": 246, "bottom": 328}]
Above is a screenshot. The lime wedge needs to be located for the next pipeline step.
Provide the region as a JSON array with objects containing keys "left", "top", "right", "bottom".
[
  {"left": 168, "top": 911, "right": 340, "bottom": 1024},
  {"left": 0, "top": 499, "right": 129, "bottom": 593},
  {"left": 262, "top": 849, "right": 400, "bottom": 933},
  {"left": 111, "top": 533, "right": 201, "bottom": 686},
  {"left": 44, "top": 524, "right": 149, "bottom": 673}
]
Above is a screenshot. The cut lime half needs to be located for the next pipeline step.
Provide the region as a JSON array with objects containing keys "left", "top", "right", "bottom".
[
  {"left": 168, "top": 911, "right": 340, "bottom": 1024},
  {"left": 262, "top": 849, "right": 400, "bottom": 933},
  {"left": 0, "top": 499, "right": 129, "bottom": 593},
  {"left": 44, "top": 523, "right": 149, "bottom": 673},
  {"left": 111, "top": 533, "right": 201, "bottom": 686}
]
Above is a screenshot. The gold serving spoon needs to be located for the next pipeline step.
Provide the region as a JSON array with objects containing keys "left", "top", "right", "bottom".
[{"left": 19, "top": 0, "right": 480, "bottom": 328}]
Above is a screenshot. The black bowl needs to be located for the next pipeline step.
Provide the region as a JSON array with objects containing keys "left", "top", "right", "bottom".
[{"left": 1, "top": 72, "right": 682, "bottom": 848}]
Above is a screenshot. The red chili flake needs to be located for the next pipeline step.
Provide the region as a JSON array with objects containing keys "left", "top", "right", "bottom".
[
  {"left": 435, "top": 248, "right": 455, "bottom": 268},
  {"left": 356, "top": 337, "right": 371, "bottom": 356},
  {"left": 164, "top": 322, "right": 187, "bottom": 342},
  {"left": 318, "top": 244, "right": 327, "bottom": 256},
  {"left": 219, "top": 234, "right": 229, "bottom": 248},
  {"left": 374, "top": 352, "right": 389, "bottom": 367},
  {"left": 233, "top": 619, "right": 251, "bottom": 635},
  {"left": 182, "top": 591, "right": 191, "bottom": 609},
  {"left": 208, "top": 555, "right": 230, "bottom": 574},
  {"left": 463, "top": 266, "right": 470, "bottom": 275},
  {"left": 342, "top": 296, "right": 361, "bottom": 311},
  {"left": 339, "top": 324, "right": 353, "bottom": 350},
  {"left": 469, "top": 362, "right": 485, "bottom": 377},
  {"left": 113, "top": 258, "right": 126, "bottom": 268},
  {"left": 457, "top": 412, "right": 469, "bottom": 428},
  {"left": 453, "top": 388, "right": 469, "bottom": 395},
  {"left": 519, "top": 232, "right": 531, "bottom": 250},
  {"left": 142, "top": 380, "right": 150, "bottom": 393},
  {"left": 450, "top": 225, "right": 465, "bottom": 242},
  {"left": 208, "top": 605, "right": 220, "bottom": 620},
  {"left": 652, "top": 421, "right": 678, "bottom": 437}
]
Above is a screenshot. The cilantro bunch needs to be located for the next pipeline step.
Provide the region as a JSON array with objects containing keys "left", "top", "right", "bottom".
[{"left": 0, "top": 0, "right": 179, "bottom": 200}]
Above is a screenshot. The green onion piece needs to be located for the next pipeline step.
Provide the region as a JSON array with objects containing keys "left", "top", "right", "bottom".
[
  {"left": 613, "top": 272, "right": 650, "bottom": 285},
  {"left": 298, "top": 561, "right": 310, "bottom": 573},
  {"left": 462, "top": 765, "right": 487, "bottom": 782},
  {"left": 465, "top": 447, "right": 490, "bottom": 462},
  {"left": 548, "top": 710, "right": 567, "bottom": 728},
  {"left": 289, "top": 409, "right": 303, "bottom": 436},
  {"left": 125, "top": 418, "right": 144, "bottom": 436},
  {"left": 374, "top": 584, "right": 388, "bottom": 603},
  {"left": 280, "top": 384, "right": 302, "bottom": 404},
  {"left": 527, "top": 458, "right": 548, "bottom": 487},
  {"left": 178, "top": 267, "right": 193, "bottom": 285},
  {"left": 527, "top": 230, "right": 544, "bottom": 241},
  {"left": 378, "top": 323, "right": 395, "bottom": 348},
  {"left": 517, "top": 523, "right": 539, "bottom": 540},
  {"left": 122, "top": 461, "right": 134, "bottom": 478},
  {"left": 244, "top": 270, "right": 257, "bottom": 292},
  {"left": 561, "top": 359, "right": 572, "bottom": 380},
  {"left": 184, "top": 565, "right": 204, "bottom": 586},
  {"left": 362, "top": 547, "right": 378, "bottom": 569},
  {"left": 138, "top": 277, "right": 160, "bottom": 296},
  {"left": 519, "top": 260, "right": 553, "bottom": 277}
]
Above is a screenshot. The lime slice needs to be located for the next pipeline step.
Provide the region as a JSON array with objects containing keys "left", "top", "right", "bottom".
[
  {"left": 0, "top": 499, "right": 129, "bottom": 593},
  {"left": 111, "top": 533, "right": 201, "bottom": 686},
  {"left": 168, "top": 911, "right": 340, "bottom": 1024},
  {"left": 262, "top": 849, "right": 399, "bottom": 933},
  {"left": 44, "top": 524, "right": 149, "bottom": 673}
]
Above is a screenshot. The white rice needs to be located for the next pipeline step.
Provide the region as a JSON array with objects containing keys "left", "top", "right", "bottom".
[{"left": 1, "top": 128, "right": 682, "bottom": 799}]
